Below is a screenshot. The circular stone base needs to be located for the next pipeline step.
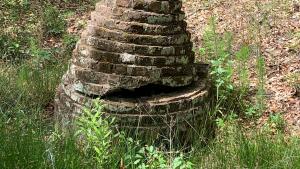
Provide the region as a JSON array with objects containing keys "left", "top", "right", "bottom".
[{"left": 55, "top": 77, "right": 209, "bottom": 129}]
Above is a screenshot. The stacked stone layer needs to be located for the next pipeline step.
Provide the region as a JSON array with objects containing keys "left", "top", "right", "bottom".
[{"left": 55, "top": 0, "right": 209, "bottom": 129}]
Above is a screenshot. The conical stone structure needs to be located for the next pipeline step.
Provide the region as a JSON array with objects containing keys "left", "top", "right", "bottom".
[{"left": 55, "top": 0, "right": 210, "bottom": 129}]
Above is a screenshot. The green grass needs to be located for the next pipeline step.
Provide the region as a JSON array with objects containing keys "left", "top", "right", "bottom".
[
  {"left": 0, "top": 62, "right": 66, "bottom": 112},
  {"left": 0, "top": 114, "right": 96, "bottom": 169},
  {"left": 194, "top": 122, "right": 300, "bottom": 169},
  {"left": 0, "top": 62, "right": 95, "bottom": 169},
  {"left": 1, "top": 101, "right": 300, "bottom": 169}
]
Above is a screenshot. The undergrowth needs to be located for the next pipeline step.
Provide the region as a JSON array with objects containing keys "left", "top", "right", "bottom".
[
  {"left": 0, "top": 1, "right": 300, "bottom": 169},
  {"left": 194, "top": 120, "right": 300, "bottom": 169}
]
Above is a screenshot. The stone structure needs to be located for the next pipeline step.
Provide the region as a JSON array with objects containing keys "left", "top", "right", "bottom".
[{"left": 55, "top": 0, "right": 209, "bottom": 129}]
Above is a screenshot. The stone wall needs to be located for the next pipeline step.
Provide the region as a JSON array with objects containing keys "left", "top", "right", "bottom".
[{"left": 55, "top": 0, "right": 210, "bottom": 130}]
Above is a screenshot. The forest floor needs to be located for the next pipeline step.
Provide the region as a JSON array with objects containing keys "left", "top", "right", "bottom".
[{"left": 183, "top": 0, "right": 300, "bottom": 135}]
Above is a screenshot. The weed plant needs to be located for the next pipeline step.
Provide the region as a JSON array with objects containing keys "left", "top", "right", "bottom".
[
  {"left": 200, "top": 17, "right": 249, "bottom": 117},
  {"left": 42, "top": 4, "right": 66, "bottom": 37},
  {"left": 74, "top": 100, "right": 195, "bottom": 169}
]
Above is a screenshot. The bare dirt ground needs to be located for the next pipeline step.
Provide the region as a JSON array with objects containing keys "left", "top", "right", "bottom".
[
  {"left": 183, "top": 0, "right": 300, "bottom": 135},
  {"left": 66, "top": 0, "right": 299, "bottom": 135}
]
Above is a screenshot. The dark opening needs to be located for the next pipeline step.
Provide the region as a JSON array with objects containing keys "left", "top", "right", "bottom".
[{"left": 101, "top": 83, "right": 194, "bottom": 100}]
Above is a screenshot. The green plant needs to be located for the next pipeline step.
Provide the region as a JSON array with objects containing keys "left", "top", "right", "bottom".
[
  {"left": 200, "top": 16, "right": 253, "bottom": 119},
  {"left": 248, "top": 1, "right": 267, "bottom": 117},
  {"left": 244, "top": 106, "right": 258, "bottom": 118},
  {"left": 268, "top": 113, "right": 286, "bottom": 132},
  {"left": 202, "top": 17, "right": 234, "bottom": 100},
  {"left": 286, "top": 72, "right": 300, "bottom": 97},
  {"left": 256, "top": 54, "right": 266, "bottom": 115},
  {"left": 29, "top": 38, "right": 53, "bottom": 65},
  {"left": 0, "top": 0, "right": 36, "bottom": 62},
  {"left": 0, "top": 30, "right": 30, "bottom": 62},
  {"left": 0, "top": 110, "right": 97, "bottom": 169},
  {"left": 16, "top": 62, "right": 65, "bottom": 107},
  {"left": 132, "top": 145, "right": 193, "bottom": 169},
  {"left": 0, "top": 62, "right": 95, "bottom": 169},
  {"left": 43, "top": 4, "right": 66, "bottom": 36},
  {"left": 76, "top": 99, "right": 118, "bottom": 167},
  {"left": 172, "top": 154, "right": 194, "bottom": 169},
  {"left": 0, "top": 0, "right": 31, "bottom": 23},
  {"left": 63, "top": 34, "right": 79, "bottom": 52},
  {"left": 236, "top": 45, "right": 250, "bottom": 95},
  {"left": 193, "top": 120, "right": 300, "bottom": 169},
  {"left": 133, "top": 145, "right": 168, "bottom": 169}
]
